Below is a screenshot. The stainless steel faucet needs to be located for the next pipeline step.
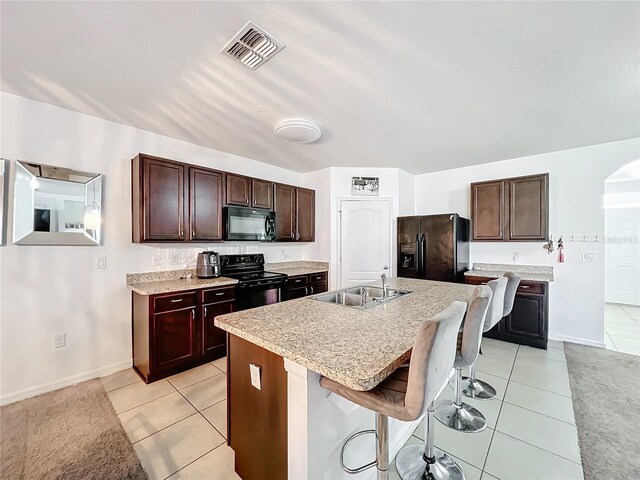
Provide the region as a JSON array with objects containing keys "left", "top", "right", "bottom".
[{"left": 381, "top": 273, "right": 389, "bottom": 298}]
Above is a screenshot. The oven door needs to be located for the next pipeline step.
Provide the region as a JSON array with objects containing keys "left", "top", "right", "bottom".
[
  {"left": 237, "top": 279, "right": 284, "bottom": 310},
  {"left": 224, "top": 207, "right": 275, "bottom": 241}
]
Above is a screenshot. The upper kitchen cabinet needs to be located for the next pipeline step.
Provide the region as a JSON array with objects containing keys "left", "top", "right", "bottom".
[
  {"left": 470, "top": 173, "right": 548, "bottom": 242},
  {"left": 132, "top": 154, "right": 186, "bottom": 242},
  {"left": 189, "top": 167, "right": 223, "bottom": 241},
  {"left": 296, "top": 188, "right": 315, "bottom": 242},
  {"left": 252, "top": 178, "right": 274, "bottom": 210},
  {"left": 132, "top": 154, "right": 224, "bottom": 243},
  {"left": 274, "top": 183, "right": 296, "bottom": 240},
  {"left": 274, "top": 184, "right": 315, "bottom": 242},
  {"left": 226, "top": 173, "right": 251, "bottom": 207}
]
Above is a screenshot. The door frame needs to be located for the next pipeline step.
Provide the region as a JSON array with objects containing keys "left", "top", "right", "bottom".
[{"left": 336, "top": 197, "right": 393, "bottom": 289}]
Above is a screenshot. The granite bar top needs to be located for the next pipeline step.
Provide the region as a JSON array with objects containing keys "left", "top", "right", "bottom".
[
  {"left": 215, "top": 277, "right": 476, "bottom": 391},
  {"left": 465, "top": 263, "right": 554, "bottom": 282},
  {"left": 127, "top": 276, "right": 238, "bottom": 296},
  {"left": 264, "top": 261, "right": 329, "bottom": 277}
]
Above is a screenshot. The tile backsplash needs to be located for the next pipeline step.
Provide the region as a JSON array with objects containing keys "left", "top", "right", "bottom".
[{"left": 149, "top": 243, "right": 305, "bottom": 272}]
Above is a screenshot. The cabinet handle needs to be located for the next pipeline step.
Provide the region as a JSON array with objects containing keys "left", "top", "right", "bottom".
[
  {"left": 191, "top": 309, "right": 195, "bottom": 320},
  {"left": 203, "top": 306, "right": 208, "bottom": 317},
  {"left": 180, "top": 227, "right": 184, "bottom": 237},
  {"left": 304, "top": 286, "right": 309, "bottom": 296},
  {"left": 310, "top": 285, "right": 314, "bottom": 294},
  {"left": 291, "top": 232, "right": 294, "bottom": 240},
  {"left": 520, "top": 285, "right": 530, "bottom": 289},
  {"left": 245, "top": 197, "right": 248, "bottom": 204},
  {"left": 215, "top": 292, "right": 225, "bottom": 296},
  {"left": 294, "top": 279, "right": 302, "bottom": 283},
  {"left": 171, "top": 299, "right": 183, "bottom": 303},
  {"left": 192, "top": 228, "right": 195, "bottom": 238},
  {"left": 296, "top": 232, "right": 300, "bottom": 241}
]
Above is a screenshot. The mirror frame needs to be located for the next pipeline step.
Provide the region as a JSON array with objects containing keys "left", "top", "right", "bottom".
[{"left": 12, "top": 160, "right": 103, "bottom": 246}]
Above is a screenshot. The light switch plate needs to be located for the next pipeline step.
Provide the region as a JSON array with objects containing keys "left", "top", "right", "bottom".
[
  {"left": 249, "top": 363, "right": 262, "bottom": 390},
  {"left": 96, "top": 256, "right": 107, "bottom": 269}
]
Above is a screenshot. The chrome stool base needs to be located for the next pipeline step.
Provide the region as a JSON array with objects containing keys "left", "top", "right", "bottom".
[
  {"left": 459, "top": 377, "right": 496, "bottom": 400},
  {"left": 434, "top": 399, "right": 486, "bottom": 433},
  {"left": 396, "top": 444, "right": 464, "bottom": 480}
]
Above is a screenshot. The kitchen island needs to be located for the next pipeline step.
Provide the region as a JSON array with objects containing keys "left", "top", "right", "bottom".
[{"left": 215, "top": 277, "right": 476, "bottom": 480}]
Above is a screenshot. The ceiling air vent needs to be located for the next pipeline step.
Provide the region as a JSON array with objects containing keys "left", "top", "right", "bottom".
[{"left": 221, "top": 21, "right": 285, "bottom": 70}]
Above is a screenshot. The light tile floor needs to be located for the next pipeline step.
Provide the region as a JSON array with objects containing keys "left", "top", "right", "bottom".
[
  {"left": 100, "top": 361, "right": 239, "bottom": 480},
  {"left": 604, "top": 303, "right": 640, "bottom": 356},
  {"left": 390, "top": 338, "right": 584, "bottom": 480},
  {"left": 102, "top": 338, "right": 583, "bottom": 480}
]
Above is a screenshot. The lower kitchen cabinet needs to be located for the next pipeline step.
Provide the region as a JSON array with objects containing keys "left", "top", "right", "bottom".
[
  {"left": 465, "top": 275, "right": 548, "bottom": 349},
  {"left": 286, "top": 272, "right": 328, "bottom": 300},
  {"left": 132, "top": 285, "right": 237, "bottom": 383}
]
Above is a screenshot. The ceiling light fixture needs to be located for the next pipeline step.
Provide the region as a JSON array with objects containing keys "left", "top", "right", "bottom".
[{"left": 274, "top": 119, "right": 322, "bottom": 144}]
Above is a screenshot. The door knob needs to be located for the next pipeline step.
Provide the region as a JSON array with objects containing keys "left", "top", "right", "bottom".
[{"left": 383, "top": 265, "right": 389, "bottom": 270}]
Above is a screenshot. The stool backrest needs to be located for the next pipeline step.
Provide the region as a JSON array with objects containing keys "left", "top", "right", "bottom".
[
  {"left": 459, "top": 285, "right": 493, "bottom": 365},
  {"left": 405, "top": 301, "right": 467, "bottom": 419},
  {"left": 502, "top": 272, "right": 522, "bottom": 317},
  {"left": 484, "top": 277, "right": 508, "bottom": 332}
]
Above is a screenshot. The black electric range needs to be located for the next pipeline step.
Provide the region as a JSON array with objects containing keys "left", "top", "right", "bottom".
[{"left": 220, "top": 254, "right": 288, "bottom": 310}]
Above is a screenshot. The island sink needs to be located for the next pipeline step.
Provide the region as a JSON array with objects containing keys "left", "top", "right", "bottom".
[{"left": 312, "top": 285, "right": 412, "bottom": 309}]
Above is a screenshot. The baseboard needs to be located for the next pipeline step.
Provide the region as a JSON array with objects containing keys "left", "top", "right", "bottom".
[
  {"left": 0, "top": 359, "right": 132, "bottom": 406},
  {"left": 549, "top": 333, "right": 605, "bottom": 349}
]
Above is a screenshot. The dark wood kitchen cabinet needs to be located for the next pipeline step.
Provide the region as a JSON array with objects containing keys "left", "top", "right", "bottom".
[
  {"left": 274, "top": 184, "right": 315, "bottom": 242},
  {"left": 132, "top": 154, "right": 224, "bottom": 243},
  {"left": 252, "top": 179, "right": 273, "bottom": 210},
  {"left": 470, "top": 173, "right": 548, "bottom": 242},
  {"left": 189, "top": 167, "right": 223, "bottom": 241},
  {"left": 465, "top": 275, "right": 548, "bottom": 349},
  {"left": 201, "top": 286, "right": 236, "bottom": 361},
  {"left": 132, "top": 154, "right": 186, "bottom": 242},
  {"left": 286, "top": 272, "right": 328, "bottom": 300},
  {"left": 226, "top": 173, "right": 251, "bottom": 207},
  {"left": 132, "top": 285, "right": 237, "bottom": 383}
]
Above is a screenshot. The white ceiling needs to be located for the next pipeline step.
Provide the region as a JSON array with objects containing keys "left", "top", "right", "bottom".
[{"left": 2, "top": 1, "right": 638, "bottom": 174}]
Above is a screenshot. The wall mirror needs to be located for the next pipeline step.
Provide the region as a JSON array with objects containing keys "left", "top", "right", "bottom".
[{"left": 13, "top": 160, "right": 103, "bottom": 245}]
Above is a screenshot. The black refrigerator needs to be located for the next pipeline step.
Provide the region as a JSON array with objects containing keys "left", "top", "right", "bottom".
[{"left": 397, "top": 213, "right": 469, "bottom": 283}]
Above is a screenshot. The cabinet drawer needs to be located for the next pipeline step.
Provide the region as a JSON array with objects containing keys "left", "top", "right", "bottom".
[
  {"left": 288, "top": 275, "right": 308, "bottom": 288},
  {"left": 202, "top": 286, "right": 236, "bottom": 304},
  {"left": 309, "top": 272, "right": 328, "bottom": 284},
  {"left": 517, "top": 282, "right": 545, "bottom": 295},
  {"left": 153, "top": 291, "right": 197, "bottom": 313}
]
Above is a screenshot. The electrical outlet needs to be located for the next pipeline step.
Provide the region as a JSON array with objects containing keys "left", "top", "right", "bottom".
[
  {"left": 153, "top": 255, "right": 161, "bottom": 267},
  {"left": 171, "top": 253, "right": 179, "bottom": 265},
  {"left": 54, "top": 334, "right": 66, "bottom": 349},
  {"left": 513, "top": 252, "right": 520, "bottom": 262},
  {"left": 581, "top": 251, "right": 597, "bottom": 262},
  {"left": 96, "top": 256, "right": 107, "bottom": 269}
]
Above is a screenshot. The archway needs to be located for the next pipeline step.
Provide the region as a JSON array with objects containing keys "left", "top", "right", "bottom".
[{"left": 603, "top": 159, "right": 640, "bottom": 355}]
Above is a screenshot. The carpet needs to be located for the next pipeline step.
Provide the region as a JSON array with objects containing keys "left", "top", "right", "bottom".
[
  {"left": 564, "top": 343, "right": 640, "bottom": 480},
  {"left": 0, "top": 379, "right": 148, "bottom": 480}
]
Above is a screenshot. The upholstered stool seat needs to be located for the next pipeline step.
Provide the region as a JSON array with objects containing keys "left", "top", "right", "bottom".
[{"left": 320, "top": 301, "right": 467, "bottom": 480}]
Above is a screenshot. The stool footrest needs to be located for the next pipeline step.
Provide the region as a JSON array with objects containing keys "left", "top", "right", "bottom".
[{"left": 340, "top": 429, "right": 377, "bottom": 474}]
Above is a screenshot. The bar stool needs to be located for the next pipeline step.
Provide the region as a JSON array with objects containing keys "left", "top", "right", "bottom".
[
  {"left": 434, "top": 285, "right": 493, "bottom": 433},
  {"left": 459, "top": 274, "right": 518, "bottom": 400},
  {"left": 320, "top": 301, "right": 466, "bottom": 480}
]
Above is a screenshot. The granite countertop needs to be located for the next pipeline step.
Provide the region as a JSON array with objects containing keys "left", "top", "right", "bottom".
[
  {"left": 464, "top": 263, "right": 554, "bottom": 282},
  {"left": 215, "top": 277, "right": 476, "bottom": 391},
  {"left": 128, "top": 276, "right": 238, "bottom": 295},
  {"left": 267, "top": 266, "right": 328, "bottom": 276}
]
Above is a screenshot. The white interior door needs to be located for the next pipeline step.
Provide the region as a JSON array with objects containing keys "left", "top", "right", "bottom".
[
  {"left": 605, "top": 207, "right": 640, "bottom": 305},
  {"left": 339, "top": 200, "right": 391, "bottom": 288}
]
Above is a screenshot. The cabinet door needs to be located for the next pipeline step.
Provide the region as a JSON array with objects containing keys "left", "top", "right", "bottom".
[
  {"left": 252, "top": 179, "right": 273, "bottom": 210},
  {"left": 189, "top": 167, "right": 223, "bottom": 241},
  {"left": 226, "top": 174, "right": 251, "bottom": 206},
  {"left": 143, "top": 157, "right": 185, "bottom": 241},
  {"left": 309, "top": 282, "right": 327, "bottom": 295},
  {"left": 508, "top": 174, "right": 549, "bottom": 241},
  {"left": 471, "top": 180, "right": 505, "bottom": 241},
  {"left": 274, "top": 184, "right": 296, "bottom": 241},
  {"left": 296, "top": 188, "right": 315, "bottom": 242},
  {"left": 152, "top": 307, "right": 197, "bottom": 371},
  {"left": 504, "top": 294, "right": 546, "bottom": 341},
  {"left": 202, "top": 300, "right": 235, "bottom": 360}
]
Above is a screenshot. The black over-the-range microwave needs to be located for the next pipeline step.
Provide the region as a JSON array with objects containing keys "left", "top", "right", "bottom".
[{"left": 223, "top": 206, "right": 276, "bottom": 241}]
